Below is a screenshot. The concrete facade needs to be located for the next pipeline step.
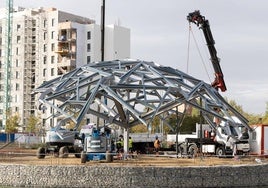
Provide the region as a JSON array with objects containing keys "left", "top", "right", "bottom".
[
  {"left": 0, "top": 7, "right": 130, "bottom": 131},
  {"left": 0, "top": 164, "right": 267, "bottom": 187}
]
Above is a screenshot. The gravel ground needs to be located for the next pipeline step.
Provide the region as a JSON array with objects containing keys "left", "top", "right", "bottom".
[{"left": 0, "top": 149, "right": 267, "bottom": 167}]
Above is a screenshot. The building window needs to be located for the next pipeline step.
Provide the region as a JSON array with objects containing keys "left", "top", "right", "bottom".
[
  {"left": 43, "top": 44, "right": 47, "bottom": 52},
  {"left": 16, "top": 24, "right": 21, "bottom": 31},
  {"left": 87, "top": 56, "right": 91, "bottom": 64},
  {"left": 51, "top": 43, "right": 55, "bottom": 51},
  {"left": 32, "top": 36, "right": 36, "bottom": 43},
  {"left": 15, "top": 83, "right": 19, "bottom": 91},
  {"left": 16, "top": 59, "right": 19, "bottom": 67},
  {"left": 52, "top": 18, "right": 55, "bottom": 27},
  {"left": 51, "top": 56, "right": 55, "bottom": 64},
  {"left": 51, "top": 68, "right": 54, "bottom": 76},
  {"left": 43, "top": 19, "right": 47, "bottom": 28},
  {"left": 43, "top": 56, "right": 47, "bottom": 64},
  {"left": 87, "top": 43, "right": 91, "bottom": 52},
  {"left": 16, "top": 47, "right": 19, "bottom": 55},
  {"left": 15, "top": 71, "right": 19, "bottom": 79},
  {"left": 43, "top": 69, "right": 47, "bottom": 77},
  {"left": 50, "top": 118, "right": 53, "bottom": 126},
  {"left": 15, "top": 107, "right": 19, "bottom": 112},
  {"left": 17, "top": 36, "right": 21, "bottom": 43},
  {"left": 87, "top": 31, "right": 91, "bottom": 40},
  {"left": 0, "top": 84, "right": 3, "bottom": 91},
  {"left": 51, "top": 31, "right": 55, "bottom": 39},
  {"left": 44, "top": 32, "right": 47, "bottom": 40}
]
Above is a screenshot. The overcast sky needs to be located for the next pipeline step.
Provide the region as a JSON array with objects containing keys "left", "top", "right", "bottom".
[{"left": 1, "top": 0, "right": 268, "bottom": 114}]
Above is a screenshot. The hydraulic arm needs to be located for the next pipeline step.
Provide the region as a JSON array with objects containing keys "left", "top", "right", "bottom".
[{"left": 187, "top": 10, "right": 227, "bottom": 92}]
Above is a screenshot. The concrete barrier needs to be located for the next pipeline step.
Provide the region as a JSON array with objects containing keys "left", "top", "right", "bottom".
[{"left": 0, "top": 163, "right": 267, "bottom": 187}]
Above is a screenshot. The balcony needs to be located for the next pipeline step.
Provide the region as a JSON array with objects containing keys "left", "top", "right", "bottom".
[
  {"left": 55, "top": 48, "right": 69, "bottom": 54},
  {"left": 57, "top": 58, "right": 76, "bottom": 68}
]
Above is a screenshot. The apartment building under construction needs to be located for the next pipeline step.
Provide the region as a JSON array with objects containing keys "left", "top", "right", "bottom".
[{"left": 0, "top": 7, "right": 130, "bottom": 131}]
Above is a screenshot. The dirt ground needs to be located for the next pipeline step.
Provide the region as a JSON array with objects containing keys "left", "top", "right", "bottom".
[{"left": 0, "top": 148, "right": 267, "bottom": 167}]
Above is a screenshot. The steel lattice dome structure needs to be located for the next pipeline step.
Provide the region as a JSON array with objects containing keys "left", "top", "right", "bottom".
[{"left": 35, "top": 59, "right": 250, "bottom": 132}]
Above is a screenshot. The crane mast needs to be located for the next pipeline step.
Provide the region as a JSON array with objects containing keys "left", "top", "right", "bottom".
[
  {"left": 3, "top": 0, "right": 13, "bottom": 130},
  {"left": 187, "top": 10, "right": 227, "bottom": 92}
]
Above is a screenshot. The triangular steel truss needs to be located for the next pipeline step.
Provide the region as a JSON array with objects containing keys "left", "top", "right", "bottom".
[{"left": 35, "top": 59, "right": 251, "bottom": 132}]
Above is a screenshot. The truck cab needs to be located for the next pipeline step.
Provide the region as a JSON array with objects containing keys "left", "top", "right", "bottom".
[{"left": 215, "top": 119, "right": 250, "bottom": 156}]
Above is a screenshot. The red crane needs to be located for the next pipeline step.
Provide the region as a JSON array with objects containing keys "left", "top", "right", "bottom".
[{"left": 187, "top": 10, "right": 227, "bottom": 92}]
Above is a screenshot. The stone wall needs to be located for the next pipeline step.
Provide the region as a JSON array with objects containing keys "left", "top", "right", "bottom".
[{"left": 0, "top": 164, "right": 267, "bottom": 187}]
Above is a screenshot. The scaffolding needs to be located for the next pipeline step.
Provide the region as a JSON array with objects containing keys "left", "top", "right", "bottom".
[
  {"left": 23, "top": 16, "right": 37, "bottom": 126},
  {"left": 2, "top": 0, "right": 13, "bottom": 130}
]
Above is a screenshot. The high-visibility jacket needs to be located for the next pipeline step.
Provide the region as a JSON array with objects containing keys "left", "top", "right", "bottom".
[{"left": 117, "top": 139, "right": 123, "bottom": 148}]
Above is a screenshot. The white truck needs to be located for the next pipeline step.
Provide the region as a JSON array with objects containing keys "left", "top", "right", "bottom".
[{"left": 167, "top": 120, "right": 250, "bottom": 157}]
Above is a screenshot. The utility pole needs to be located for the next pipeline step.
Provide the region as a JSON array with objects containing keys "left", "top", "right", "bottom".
[
  {"left": 101, "top": 0, "right": 105, "bottom": 61},
  {"left": 97, "top": 0, "right": 106, "bottom": 127},
  {"left": 3, "top": 0, "right": 13, "bottom": 131}
]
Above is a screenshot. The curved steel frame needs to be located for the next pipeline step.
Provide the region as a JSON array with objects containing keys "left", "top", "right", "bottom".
[{"left": 35, "top": 60, "right": 251, "bottom": 133}]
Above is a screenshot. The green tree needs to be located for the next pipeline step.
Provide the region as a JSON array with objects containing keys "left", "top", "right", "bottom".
[
  {"left": 167, "top": 113, "right": 203, "bottom": 134},
  {"left": 228, "top": 99, "right": 244, "bottom": 114},
  {"left": 226, "top": 98, "right": 262, "bottom": 125},
  {"left": 130, "top": 115, "right": 165, "bottom": 133},
  {"left": 5, "top": 111, "right": 20, "bottom": 133},
  {"left": 262, "top": 102, "right": 268, "bottom": 124},
  {"left": 26, "top": 114, "right": 41, "bottom": 133},
  {"left": 130, "top": 124, "right": 147, "bottom": 133},
  {"left": 151, "top": 116, "right": 160, "bottom": 133}
]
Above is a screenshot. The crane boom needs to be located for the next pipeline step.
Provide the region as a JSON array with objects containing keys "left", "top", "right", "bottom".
[{"left": 187, "top": 10, "right": 227, "bottom": 92}]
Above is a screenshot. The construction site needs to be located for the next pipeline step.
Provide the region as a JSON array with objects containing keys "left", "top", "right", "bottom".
[{"left": 0, "top": 0, "right": 268, "bottom": 187}]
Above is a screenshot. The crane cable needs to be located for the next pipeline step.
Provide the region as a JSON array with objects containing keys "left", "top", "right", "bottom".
[
  {"left": 186, "top": 25, "right": 191, "bottom": 74},
  {"left": 186, "top": 23, "right": 212, "bottom": 83}
]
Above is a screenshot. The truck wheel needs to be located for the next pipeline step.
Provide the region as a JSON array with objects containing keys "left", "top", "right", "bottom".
[
  {"left": 178, "top": 143, "right": 187, "bottom": 155},
  {"left": 188, "top": 144, "right": 198, "bottom": 158},
  {"left": 54, "top": 152, "right": 59, "bottom": 158},
  {"left": 59, "top": 146, "right": 69, "bottom": 158},
  {"left": 37, "top": 147, "right": 46, "bottom": 159},
  {"left": 216, "top": 147, "right": 225, "bottom": 156},
  {"left": 74, "top": 147, "right": 82, "bottom": 158},
  {"left": 81, "top": 151, "right": 87, "bottom": 163}
]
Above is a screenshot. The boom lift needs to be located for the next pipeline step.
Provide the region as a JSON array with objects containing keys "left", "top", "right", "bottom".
[
  {"left": 80, "top": 123, "right": 114, "bottom": 163},
  {"left": 187, "top": 10, "right": 227, "bottom": 92}
]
